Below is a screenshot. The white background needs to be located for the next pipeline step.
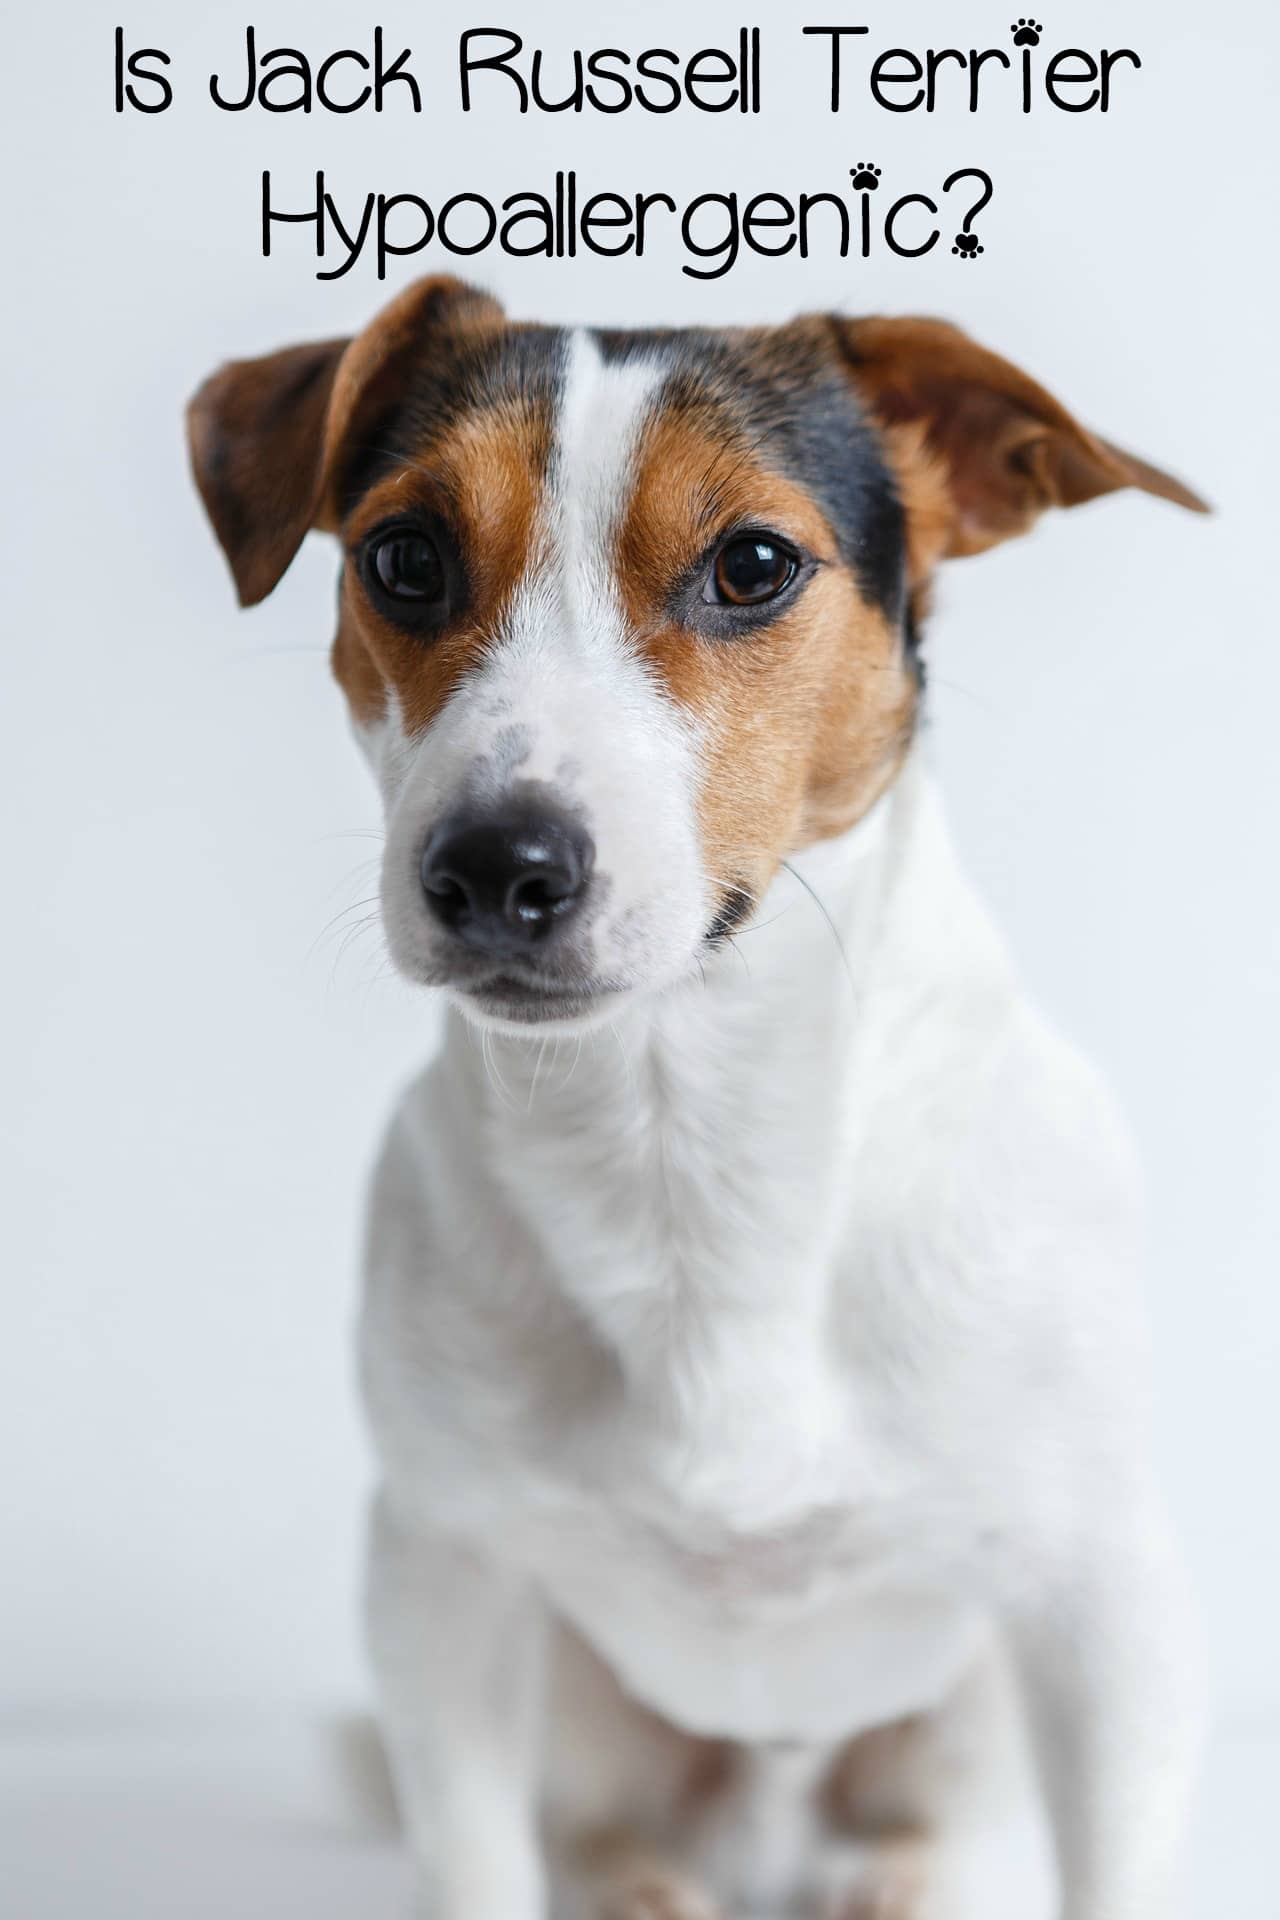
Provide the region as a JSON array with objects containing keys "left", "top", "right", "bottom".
[{"left": 4, "top": 0, "right": 1277, "bottom": 1733}]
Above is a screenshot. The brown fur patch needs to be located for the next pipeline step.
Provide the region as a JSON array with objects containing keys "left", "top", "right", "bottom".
[
  {"left": 330, "top": 399, "right": 549, "bottom": 734},
  {"left": 836, "top": 314, "right": 1208, "bottom": 556},
  {"left": 616, "top": 412, "right": 917, "bottom": 898},
  {"left": 822, "top": 1717, "right": 934, "bottom": 1842}
]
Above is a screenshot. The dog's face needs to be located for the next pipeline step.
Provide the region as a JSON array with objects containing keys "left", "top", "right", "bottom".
[{"left": 189, "top": 278, "right": 1204, "bottom": 1030}]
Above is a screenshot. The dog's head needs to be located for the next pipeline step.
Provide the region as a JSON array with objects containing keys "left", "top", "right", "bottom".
[{"left": 188, "top": 278, "right": 1205, "bottom": 1030}]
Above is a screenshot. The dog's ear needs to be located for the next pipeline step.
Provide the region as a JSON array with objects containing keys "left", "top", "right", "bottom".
[
  {"left": 186, "top": 277, "right": 505, "bottom": 606},
  {"left": 833, "top": 316, "right": 1209, "bottom": 563},
  {"left": 187, "top": 336, "right": 348, "bottom": 607}
]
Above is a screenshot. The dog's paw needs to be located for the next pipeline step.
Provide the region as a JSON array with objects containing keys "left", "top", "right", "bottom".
[
  {"left": 822, "top": 1885, "right": 918, "bottom": 1920},
  {"left": 580, "top": 1840, "right": 724, "bottom": 1920},
  {"left": 951, "top": 234, "right": 984, "bottom": 260},
  {"left": 849, "top": 163, "right": 883, "bottom": 193},
  {"left": 596, "top": 1867, "right": 723, "bottom": 1920},
  {"left": 1010, "top": 18, "right": 1044, "bottom": 47},
  {"left": 813, "top": 1840, "right": 927, "bottom": 1920}
]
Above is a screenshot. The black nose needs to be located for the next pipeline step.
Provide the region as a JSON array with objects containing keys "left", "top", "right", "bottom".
[{"left": 420, "top": 804, "right": 595, "bottom": 954}]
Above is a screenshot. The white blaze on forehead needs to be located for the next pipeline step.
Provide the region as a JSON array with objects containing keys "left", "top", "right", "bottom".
[
  {"left": 457, "top": 326, "right": 685, "bottom": 770},
  {"left": 550, "top": 329, "right": 670, "bottom": 599}
]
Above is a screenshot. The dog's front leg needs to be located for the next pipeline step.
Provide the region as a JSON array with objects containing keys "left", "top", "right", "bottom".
[
  {"left": 367, "top": 1488, "right": 549, "bottom": 1920},
  {"left": 1007, "top": 1509, "right": 1205, "bottom": 1920}
]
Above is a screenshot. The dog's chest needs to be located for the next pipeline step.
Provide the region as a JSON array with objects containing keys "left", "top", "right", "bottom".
[
  {"left": 371, "top": 975, "right": 1010, "bottom": 1740},
  {"left": 483, "top": 1326, "right": 984, "bottom": 1743},
  {"left": 515, "top": 1446, "right": 982, "bottom": 1742}
]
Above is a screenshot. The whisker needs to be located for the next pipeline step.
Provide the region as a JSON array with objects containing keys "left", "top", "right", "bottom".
[
  {"left": 306, "top": 894, "right": 384, "bottom": 968},
  {"left": 527, "top": 1035, "right": 552, "bottom": 1112},
  {"left": 607, "top": 1021, "right": 637, "bottom": 1100},
  {"left": 779, "top": 860, "right": 856, "bottom": 993},
  {"left": 722, "top": 932, "right": 753, "bottom": 984},
  {"left": 326, "top": 913, "right": 383, "bottom": 995},
  {"left": 927, "top": 673, "right": 999, "bottom": 715},
  {"left": 555, "top": 1033, "right": 585, "bottom": 1095},
  {"left": 480, "top": 1027, "right": 517, "bottom": 1109},
  {"left": 731, "top": 907, "right": 792, "bottom": 938},
  {"left": 316, "top": 857, "right": 382, "bottom": 914}
]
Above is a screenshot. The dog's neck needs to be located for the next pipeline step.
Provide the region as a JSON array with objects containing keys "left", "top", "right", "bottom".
[{"left": 441, "top": 748, "right": 1004, "bottom": 1475}]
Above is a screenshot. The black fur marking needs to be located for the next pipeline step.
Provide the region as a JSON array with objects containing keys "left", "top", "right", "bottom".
[
  {"left": 336, "top": 407, "right": 407, "bottom": 519},
  {"left": 706, "top": 884, "right": 756, "bottom": 944},
  {"left": 336, "top": 325, "right": 567, "bottom": 521},
  {"left": 903, "top": 600, "right": 927, "bottom": 688}
]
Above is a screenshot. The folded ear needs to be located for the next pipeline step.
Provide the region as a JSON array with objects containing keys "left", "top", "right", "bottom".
[
  {"left": 832, "top": 316, "right": 1209, "bottom": 561},
  {"left": 187, "top": 337, "right": 348, "bottom": 607},
  {"left": 186, "top": 277, "right": 505, "bottom": 606}
]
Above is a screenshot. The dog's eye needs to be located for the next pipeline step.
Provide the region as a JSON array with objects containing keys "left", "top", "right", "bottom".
[
  {"left": 708, "top": 537, "right": 797, "bottom": 607},
  {"left": 369, "top": 531, "right": 445, "bottom": 603}
]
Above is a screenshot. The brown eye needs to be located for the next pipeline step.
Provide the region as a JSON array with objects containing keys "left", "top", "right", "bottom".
[
  {"left": 369, "top": 531, "right": 445, "bottom": 603},
  {"left": 709, "top": 537, "right": 797, "bottom": 607}
]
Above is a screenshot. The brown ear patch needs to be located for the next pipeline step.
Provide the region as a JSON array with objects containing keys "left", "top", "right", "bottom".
[
  {"left": 834, "top": 315, "right": 1209, "bottom": 559},
  {"left": 186, "top": 276, "right": 507, "bottom": 608},
  {"left": 187, "top": 338, "right": 348, "bottom": 607}
]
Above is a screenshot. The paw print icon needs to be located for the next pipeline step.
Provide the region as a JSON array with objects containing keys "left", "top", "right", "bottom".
[
  {"left": 849, "top": 163, "right": 882, "bottom": 192},
  {"left": 1011, "top": 17, "right": 1043, "bottom": 45},
  {"left": 952, "top": 233, "right": 984, "bottom": 260}
]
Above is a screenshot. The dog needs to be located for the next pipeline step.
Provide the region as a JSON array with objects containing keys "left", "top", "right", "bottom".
[{"left": 188, "top": 278, "right": 1208, "bottom": 1920}]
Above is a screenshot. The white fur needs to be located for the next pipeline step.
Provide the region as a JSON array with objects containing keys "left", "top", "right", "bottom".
[{"left": 357, "top": 345, "right": 1202, "bottom": 1920}]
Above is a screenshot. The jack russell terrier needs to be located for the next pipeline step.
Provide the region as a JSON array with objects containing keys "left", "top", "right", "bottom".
[{"left": 188, "top": 278, "right": 1209, "bottom": 1920}]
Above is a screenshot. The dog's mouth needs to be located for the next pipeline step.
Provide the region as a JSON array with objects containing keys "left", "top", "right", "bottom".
[
  {"left": 454, "top": 967, "right": 625, "bottom": 1030},
  {"left": 432, "top": 895, "right": 748, "bottom": 1028}
]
